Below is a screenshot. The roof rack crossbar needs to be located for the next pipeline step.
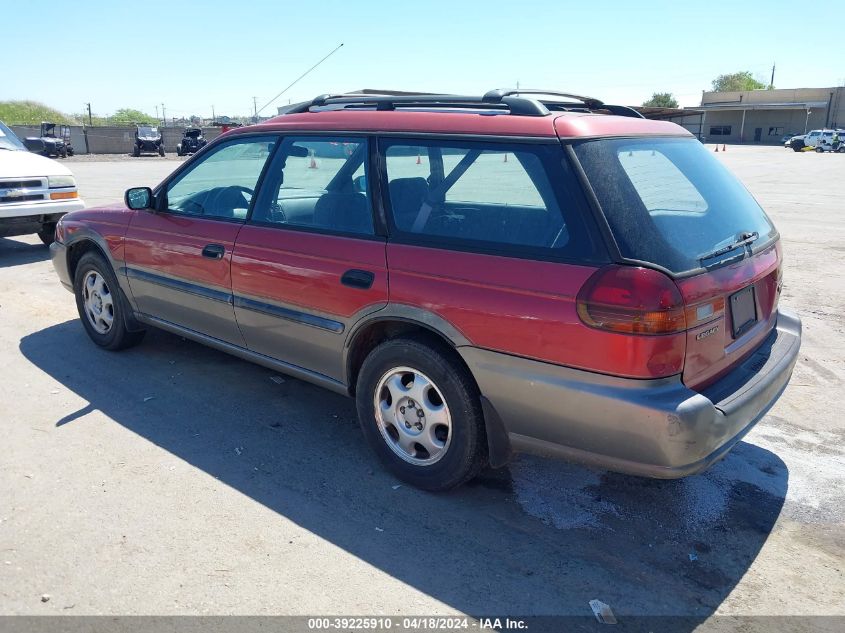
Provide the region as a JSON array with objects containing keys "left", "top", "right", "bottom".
[
  {"left": 288, "top": 93, "right": 549, "bottom": 116},
  {"left": 283, "top": 90, "right": 644, "bottom": 119},
  {"left": 483, "top": 89, "right": 605, "bottom": 110}
]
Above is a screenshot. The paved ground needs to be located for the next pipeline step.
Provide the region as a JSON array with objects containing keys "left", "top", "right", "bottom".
[{"left": 0, "top": 146, "right": 842, "bottom": 625}]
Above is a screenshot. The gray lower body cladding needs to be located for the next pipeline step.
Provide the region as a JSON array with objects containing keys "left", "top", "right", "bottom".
[{"left": 460, "top": 308, "right": 801, "bottom": 478}]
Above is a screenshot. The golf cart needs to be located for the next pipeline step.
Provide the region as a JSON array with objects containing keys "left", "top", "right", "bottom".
[
  {"left": 24, "top": 122, "right": 74, "bottom": 158},
  {"left": 133, "top": 125, "right": 165, "bottom": 157},
  {"left": 176, "top": 127, "right": 207, "bottom": 156}
]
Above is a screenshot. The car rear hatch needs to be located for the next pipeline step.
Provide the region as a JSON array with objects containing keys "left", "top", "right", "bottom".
[{"left": 572, "top": 136, "right": 782, "bottom": 389}]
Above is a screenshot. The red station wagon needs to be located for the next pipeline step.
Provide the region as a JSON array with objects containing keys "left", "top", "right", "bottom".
[{"left": 50, "top": 90, "right": 801, "bottom": 490}]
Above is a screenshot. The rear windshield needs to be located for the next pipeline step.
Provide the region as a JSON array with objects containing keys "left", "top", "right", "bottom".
[{"left": 574, "top": 137, "right": 777, "bottom": 274}]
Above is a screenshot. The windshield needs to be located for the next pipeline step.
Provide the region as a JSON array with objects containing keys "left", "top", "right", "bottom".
[
  {"left": 574, "top": 137, "right": 776, "bottom": 274},
  {"left": 138, "top": 126, "right": 158, "bottom": 136},
  {"left": 0, "top": 122, "right": 27, "bottom": 151}
]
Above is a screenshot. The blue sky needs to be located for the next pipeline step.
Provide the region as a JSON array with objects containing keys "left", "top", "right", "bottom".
[{"left": 4, "top": 0, "right": 844, "bottom": 119}]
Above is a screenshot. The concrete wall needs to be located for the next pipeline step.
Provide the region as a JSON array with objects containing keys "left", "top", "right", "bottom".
[
  {"left": 84, "top": 126, "right": 222, "bottom": 154},
  {"left": 8, "top": 125, "right": 223, "bottom": 154},
  {"left": 10, "top": 125, "right": 87, "bottom": 154}
]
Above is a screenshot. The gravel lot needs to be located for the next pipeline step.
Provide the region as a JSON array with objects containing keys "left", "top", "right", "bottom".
[{"left": 0, "top": 146, "right": 842, "bottom": 625}]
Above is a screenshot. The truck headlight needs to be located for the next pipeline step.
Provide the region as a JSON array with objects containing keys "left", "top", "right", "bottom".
[{"left": 48, "top": 175, "right": 76, "bottom": 189}]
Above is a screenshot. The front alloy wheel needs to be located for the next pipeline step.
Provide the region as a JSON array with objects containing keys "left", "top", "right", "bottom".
[
  {"left": 73, "top": 251, "right": 145, "bottom": 350},
  {"left": 82, "top": 270, "right": 114, "bottom": 334}
]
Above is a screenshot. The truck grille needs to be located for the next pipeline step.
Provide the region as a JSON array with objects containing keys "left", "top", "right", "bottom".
[
  {"left": 0, "top": 179, "right": 42, "bottom": 189},
  {"left": 0, "top": 193, "right": 44, "bottom": 203},
  {"left": 0, "top": 177, "right": 49, "bottom": 206}
]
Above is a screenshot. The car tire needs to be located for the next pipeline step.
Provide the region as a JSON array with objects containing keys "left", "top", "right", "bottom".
[
  {"left": 37, "top": 224, "right": 56, "bottom": 246},
  {"left": 159, "top": 146, "right": 165, "bottom": 157},
  {"left": 133, "top": 146, "right": 140, "bottom": 157},
  {"left": 815, "top": 147, "right": 824, "bottom": 153},
  {"left": 355, "top": 337, "right": 487, "bottom": 490},
  {"left": 73, "top": 251, "right": 145, "bottom": 351}
]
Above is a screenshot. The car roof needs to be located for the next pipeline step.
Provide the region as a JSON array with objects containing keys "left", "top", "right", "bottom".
[{"left": 240, "top": 109, "right": 689, "bottom": 140}]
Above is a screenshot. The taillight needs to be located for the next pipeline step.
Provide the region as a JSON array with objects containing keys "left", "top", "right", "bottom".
[{"left": 576, "top": 265, "right": 686, "bottom": 335}]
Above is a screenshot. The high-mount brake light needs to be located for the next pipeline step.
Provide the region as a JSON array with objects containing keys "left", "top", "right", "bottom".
[{"left": 576, "top": 265, "right": 687, "bottom": 335}]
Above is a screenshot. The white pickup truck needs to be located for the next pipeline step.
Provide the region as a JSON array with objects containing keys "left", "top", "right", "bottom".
[{"left": 0, "top": 121, "right": 85, "bottom": 245}]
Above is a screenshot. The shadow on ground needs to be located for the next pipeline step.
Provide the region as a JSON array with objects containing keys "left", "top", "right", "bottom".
[
  {"left": 20, "top": 321, "right": 788, "bottom": 629},
  {"left": 0, "top": 237, "right": 50, "bottom": 268}
]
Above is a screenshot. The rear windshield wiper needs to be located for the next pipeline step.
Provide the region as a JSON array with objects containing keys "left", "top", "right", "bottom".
[{"left": 699, "top": 231, "right": 759, "bottom": 263}]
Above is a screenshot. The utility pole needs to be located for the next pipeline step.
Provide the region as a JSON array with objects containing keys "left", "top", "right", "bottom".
[
  {"left": 85, "top": 102, "right": 92, "bottom": 126},
  {"left": 161, "top": 103, "right": 166, "bottom": 127},
  {"left": 212, "top": 105, "right": 216, "bottom": 122},
  {"left": 155, "top": 105, "right": 159, "bottom": 120},
  {"left": 253, "top": 96, "right": 258, "bottom": 122},
  {"left": 770, "top": 63, "right": 776, "bottom": 89}
]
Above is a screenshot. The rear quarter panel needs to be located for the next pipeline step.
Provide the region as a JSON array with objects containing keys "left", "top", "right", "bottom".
[{"left": 387, "top": 244, "right": 686, "bottom": 378}]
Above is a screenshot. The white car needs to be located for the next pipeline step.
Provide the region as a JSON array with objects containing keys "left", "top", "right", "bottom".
[{"left": 1, "top": 121, "right": 85, "bottom": 245}]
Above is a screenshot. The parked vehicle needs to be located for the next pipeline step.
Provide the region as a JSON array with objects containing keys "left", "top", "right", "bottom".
[
  {"left": 0, "top": 121, "right": 84, "bottom": 244},
  {"left": 176, "top": 128, "right": 207, "bottom": 156},
  {"left": 133, "top": 125, "right": 165, "bottom": 157},
  {"left": 49, "top": 90, "right": 801, "bottom": 490},
  {"left": 785, "top": 134, "right": 805, "bottom": 151},
  {"left": 814, "top": 130, "right": 844, "bottom": 153},
  {"left": 780, "top": 133, "right": 799, "bottom": 145},
  {"left": 24, "top": 122, "right": 74, "bottom": 158}
]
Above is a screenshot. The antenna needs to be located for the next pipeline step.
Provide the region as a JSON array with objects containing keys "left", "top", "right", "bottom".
[{"left": 255, "top": 43, "right": 344, "bottom": 116}]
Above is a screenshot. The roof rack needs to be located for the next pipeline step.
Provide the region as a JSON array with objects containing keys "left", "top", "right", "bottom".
[{"left": 285, "top": 89, "right": 644, "bottom": 119}]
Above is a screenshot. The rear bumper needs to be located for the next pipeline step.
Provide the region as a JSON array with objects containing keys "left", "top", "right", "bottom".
[{"left": 460, "top": 308, "right": 802, "bottom": 478}]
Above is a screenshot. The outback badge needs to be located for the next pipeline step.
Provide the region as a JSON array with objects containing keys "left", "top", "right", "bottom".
[{"left": 696, "top": 325, "right": 719, "bottom": 341}]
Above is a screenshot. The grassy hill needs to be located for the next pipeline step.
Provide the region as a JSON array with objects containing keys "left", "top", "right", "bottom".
[{"left": 0, "top": 101, "right": 79, "bottom": 125}]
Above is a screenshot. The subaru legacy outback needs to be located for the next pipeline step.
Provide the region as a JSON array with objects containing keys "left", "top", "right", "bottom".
[{"left": 50, "top": 90, "right": 801, "bottom": 490}]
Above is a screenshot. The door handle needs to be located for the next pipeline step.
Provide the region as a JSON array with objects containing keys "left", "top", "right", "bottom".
[
  {"left": 202, "top": 244, "right": 225, "bottom": 259},
  {"left": 341, "top": 269, "right": 375, "bottom": 289}
]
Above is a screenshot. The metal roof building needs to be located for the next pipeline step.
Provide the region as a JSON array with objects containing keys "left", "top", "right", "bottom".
[{"left": 694, "top": 87, "right": 845, "bottom": 144}]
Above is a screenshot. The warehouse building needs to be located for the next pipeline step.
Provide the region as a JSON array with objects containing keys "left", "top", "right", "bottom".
[{"left": 694, "top": 87, "right": 845, "bottom": 144}]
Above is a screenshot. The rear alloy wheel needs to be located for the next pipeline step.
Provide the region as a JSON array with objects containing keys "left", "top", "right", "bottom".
[
  {"left": 374, "top": 366, "right": 453, "bottom": 466},
  {"left": 73, "top": 252, "right": 145, "bottom": 350},
  {"left": 356, "top": 338, "right": 487, "bottom": 490}
]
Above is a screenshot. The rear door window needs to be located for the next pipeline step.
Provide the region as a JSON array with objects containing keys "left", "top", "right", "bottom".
[{"left": 380, "top": 139, "right": 604, "bottom": 261}]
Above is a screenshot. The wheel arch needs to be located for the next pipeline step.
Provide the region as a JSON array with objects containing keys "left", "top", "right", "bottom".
[
  {"left": 66, "top": 234, "right": 143, "bottom": 332},
  {"left": 344, "top": 309, "right": 512, "bottom": 468}
]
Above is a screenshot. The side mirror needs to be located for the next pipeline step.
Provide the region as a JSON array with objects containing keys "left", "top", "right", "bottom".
[
  {"left": 353, "top": 175, "right": 367, "bottom": 193},
  {"left": 125, "top": 186, "right": 153, "bottom": 210}
]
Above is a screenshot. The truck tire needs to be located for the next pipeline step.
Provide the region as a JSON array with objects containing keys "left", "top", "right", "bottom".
[{"left": 37, "top": 224, "right": 56, "bottom": 246}]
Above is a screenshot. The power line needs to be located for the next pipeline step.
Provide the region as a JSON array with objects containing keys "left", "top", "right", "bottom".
[{"left": 255, "top": 42, "right": 344, "bottom": 116}]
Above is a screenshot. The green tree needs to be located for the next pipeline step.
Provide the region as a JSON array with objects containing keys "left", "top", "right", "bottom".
[
  {"left": 107, "top": 108, "right": 158, "bottom": 125},
  {"left": 711, "top": 72, "right": 768, "bottom": 92},
  {"left": 642, "top": 92, "right": 679, "bottom": 108}
]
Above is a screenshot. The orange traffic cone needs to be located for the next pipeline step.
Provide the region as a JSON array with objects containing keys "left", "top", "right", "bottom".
[
  {"left": 416, "top": 154, "right": 421, "bottom": 165},
  {"left": 714, "top": 145, "right": 719, "bottom": 152},
  {"left": 308, "top": 153, "right": 318, "bottom": 169},
  {"left": 722, "top": 144, "right": 726, "bottom": 152}
]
